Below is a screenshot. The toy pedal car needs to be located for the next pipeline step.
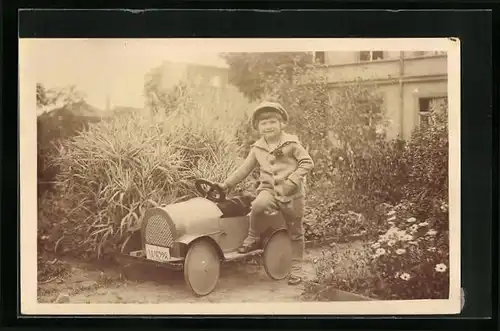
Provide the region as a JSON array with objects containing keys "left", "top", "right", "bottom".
[{"left": 119, "top": 179, "right": 293, "bottom": 297}]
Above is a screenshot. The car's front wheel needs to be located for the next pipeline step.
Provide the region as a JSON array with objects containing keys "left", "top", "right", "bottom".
[{"left": 184, "top": 238, "right": 221, "bottom": 296}]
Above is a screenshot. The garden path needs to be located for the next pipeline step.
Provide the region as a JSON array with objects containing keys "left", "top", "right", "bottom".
[{"left": 37, "top": 245, "right": 350, "bottom": 304}]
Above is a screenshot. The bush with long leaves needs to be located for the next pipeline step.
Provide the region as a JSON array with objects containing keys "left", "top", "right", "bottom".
[{"left": 41, "top": 82, "right": 257, "bottom": 259}]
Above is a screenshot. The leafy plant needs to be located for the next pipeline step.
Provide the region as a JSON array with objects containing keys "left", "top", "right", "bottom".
[
  {"left": 37, "top": 84, "right": 94, "bottom": 196},
  {"left": 40, "top": 82, "right": 257, "bottom": 259},
  {"left": 306, "top": 100, "right": 449, "bottom": 300},
  {"left": 221, "top": 52, "right": 313, "bottom": 101},
  {"left": 311, "top": 242, "right": 377, "bottom": 299},
  {"left": 367, "top": 202, "right": 449, "bottom": 300}
]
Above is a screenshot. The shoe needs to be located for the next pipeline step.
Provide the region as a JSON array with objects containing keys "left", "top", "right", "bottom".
[
  {"left": 237, "top": 238, "right": 260, "bottom": 253},
  {"left": 288, "top": 275, "right": 302, "bottom": 285}
]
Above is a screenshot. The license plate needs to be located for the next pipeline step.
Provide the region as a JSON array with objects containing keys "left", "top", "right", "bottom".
[{"left": 145, "top": 244, "right": 171, "bottom": 262}]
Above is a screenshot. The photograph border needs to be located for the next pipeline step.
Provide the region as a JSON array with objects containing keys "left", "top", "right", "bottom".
[
  {"left": 19, "top": 37, "right": 461, "bottom": 316},
  {"left": 2, "top": 5, "right": 491, "bottom": 330}
]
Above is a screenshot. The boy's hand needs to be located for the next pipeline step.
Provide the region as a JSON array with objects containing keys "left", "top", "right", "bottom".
[
  {"left": 215, "top": 182, "right": 227, "bottom": 191},
  {"left": 281, "top": 179, "right": 298, "bottom": 196}
]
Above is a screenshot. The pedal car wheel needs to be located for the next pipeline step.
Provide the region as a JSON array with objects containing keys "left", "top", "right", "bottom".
[
  {"left": 263, "top": 230, "right": 293, "bottom": 280},
  {"left": 184, "top": 238, "right": 221, "bottom": 296}
]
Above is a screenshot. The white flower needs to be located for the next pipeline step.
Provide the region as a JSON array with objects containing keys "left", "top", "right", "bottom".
[
  {"left": 400, "top": 273, "right": 411, "bottom": 281},
  {"left": 406, "top": 217, "right": 417, "bottom": 223},
  {"left": 387, "top": 240, "right": 396, "bottom": 247},
  {"left": 387, "top": 216, "right": 396, "bottom": 222},
  {"left": 330, "top": 267, "right": 335, "bottom": 274},
  {"left": 396, "top": 248, "right": 406, "bottom": 255},
  {"left": 427, "top": 229, "right": 438, "bottom": 236},
  {"left": 338, "top": 156, "right": 344, "bottom": 161},
  {"left": 402, "top": 234, "right": 413, "bottom": 241},
  {"left": 418, "top": 221, "right": 429, "bottom": 227},
  {"left": 395, "top": 230, "right": 406, "bottom": 239},
  {"left": 375, "top": 248, "right": 386, "bottom": 256},
  {"left": 410, "top": 224, "right": 419, "bottom": 231},
  {"left": 387, "top": 210, "right": 396, "bottom": 216},
  {"left": 435, "top": 263, "right": 447, "bottom": 273},
  {"left": 378, "top": 235, "right": 389, "bottom": 242},
  {"left": 427, "top": 247, "right": 437, "bottom": 252},
  {"left": 371, "top": 242, "right": 381, "bottom": 249},
  {"left": 387, "top": 227, "right": 400, "bottom": 234}
]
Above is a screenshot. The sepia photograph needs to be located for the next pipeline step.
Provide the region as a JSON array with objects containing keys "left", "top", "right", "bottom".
[{"left": 20, "top": 38, "right": 461, "bottom": 315}]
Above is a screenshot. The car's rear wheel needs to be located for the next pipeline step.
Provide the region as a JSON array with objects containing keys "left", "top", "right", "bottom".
[
  {"left": 263, "top": 230, "right": 293, "bottom": 280},
  {"left": 184, "top": 238, "right": 221, "bottom": 296}
]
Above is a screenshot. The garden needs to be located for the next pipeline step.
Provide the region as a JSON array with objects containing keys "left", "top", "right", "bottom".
[{"left": 37, "top": 53, "right": 450, "bottom": 301}]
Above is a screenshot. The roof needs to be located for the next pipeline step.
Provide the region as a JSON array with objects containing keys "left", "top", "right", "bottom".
[
  {"left": 38, "top": 101, "right": 109, "bottom": 119},
  {"left": 161, "top": 58, "right": 229, "bottom": 69}
]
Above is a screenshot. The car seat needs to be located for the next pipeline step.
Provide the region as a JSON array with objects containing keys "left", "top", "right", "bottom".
[{"left": 217, "top": 194, "right": 255, "bottom": 218}]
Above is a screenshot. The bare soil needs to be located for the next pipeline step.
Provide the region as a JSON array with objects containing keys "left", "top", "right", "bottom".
[{"left": 38, "top": 247, "right": 331, "bottom": 304}]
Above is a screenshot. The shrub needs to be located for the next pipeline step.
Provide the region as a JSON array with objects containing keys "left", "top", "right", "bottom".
[
  {"left": 37, "top": 106, "right": 98, "bottom": 195},
  {"left": 40, "top": 83, "right": 257, "bottom": 259},
  {"left": 304, "top": 187, "right": 370, "bottom": 243},
  {"left": 402, "top": 98, "right": 449, "bottom": 224},
  {"left": 367, "top": 201, "right": 449, "bottom": 300},
  {"left": 256, "top": 65, "right": 395, "bottom": 211},
  {"left": 308, "top": 200, "right": 449, "bottom": 301},
  {"left": 37, "top": 84, "right": 90, "bottom": 196},
  {"left": 37, "top": 255, "right": 70, "bottom": 283},
  {"left": 224, "top": 56, "right": 449, "bottom": 300},
  {"left": 304, "top": 94, "right": 448, "bottom": 244},
  {"left": 309, "top": 241, "right": 377, "bottom": 299},
  {"left": 307, "top": 100, "right": 449, "bottom": 300}
]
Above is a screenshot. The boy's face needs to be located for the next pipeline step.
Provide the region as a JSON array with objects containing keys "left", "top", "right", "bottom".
[{"left": 257, "top": 113, "right": 283, "bottom": 140}]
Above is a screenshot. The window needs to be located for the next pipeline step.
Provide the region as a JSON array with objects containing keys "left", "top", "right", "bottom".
[
  {"left": 418, "top": 96, "right": 448, "bottom": 128},
  {"left": 313, "top": 51, "right": 326, "bottom": 64},
  {"left": 430, "top": 51, "right": 446, "bottom": 55},
  {"left": 359, "top": 51, "right": 384, "bottom": 61},
  {"left": 413, "top": 51, "right": 446, "bottom": 57}
]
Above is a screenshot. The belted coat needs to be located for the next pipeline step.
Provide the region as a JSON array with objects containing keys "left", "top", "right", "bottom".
[{"left": 223, "top": 132, "right": 314, "bottom": 203}]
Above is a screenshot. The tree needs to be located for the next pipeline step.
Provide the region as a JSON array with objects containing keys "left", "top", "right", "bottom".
[
  {"left": 36, "top": 83, "right": 87, "bottom": 110},
  {"left": 36, "top": 83, "right": 50, "bottom": 108},
  {"left": 36, "top": 83, "right": 88, "bottom": 195},
  {"left": 221, "top": 52, "right": 313, "bottom": 101},
  {"left": 143, "top": 65, "right": 193, "bottom": 115},
  {"left": 143, "top": 65, "right": 166, "bottom": 114}
]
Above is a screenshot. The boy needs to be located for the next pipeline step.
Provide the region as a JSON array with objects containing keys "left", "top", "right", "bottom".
[{"left": 218, "top": 101, "right": 314, "bottom": 285}]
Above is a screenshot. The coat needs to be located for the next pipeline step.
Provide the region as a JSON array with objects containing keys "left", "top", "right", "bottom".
[{"left": 223, "top": 132, "right": 314, "bottom": 203}]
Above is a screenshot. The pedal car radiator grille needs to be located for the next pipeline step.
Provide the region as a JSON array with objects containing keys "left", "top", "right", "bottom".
[{"left": 144, "top": 214, "right": 174, "bottom": 247}]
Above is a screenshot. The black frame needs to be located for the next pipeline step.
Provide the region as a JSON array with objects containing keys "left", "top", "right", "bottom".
[{"left": 2, "top": 3, "right": 497, "bottom": 330}]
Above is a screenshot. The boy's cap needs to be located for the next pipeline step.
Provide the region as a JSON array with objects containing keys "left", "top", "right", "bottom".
[{"left": 251, "top": 101, "right": 289, "bottom": 129}]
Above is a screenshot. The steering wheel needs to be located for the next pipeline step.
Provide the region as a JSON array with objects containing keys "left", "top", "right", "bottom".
[{"left": 195, "top": 179, "right": 226, "bottom": 203}]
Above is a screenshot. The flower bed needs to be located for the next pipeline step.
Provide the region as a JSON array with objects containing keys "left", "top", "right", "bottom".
[
  {"left": 306, "top": 201, "right": 449, "bottom": 300},
  {"left": 367, "top": 202, "right": 449, "bottom": 300}
]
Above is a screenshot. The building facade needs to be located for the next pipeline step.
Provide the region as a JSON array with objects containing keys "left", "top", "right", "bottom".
[
  {"left": 311, "top": 51, "right": 448, "bottom": 140},
  {"left": 154, "top": 61, "right": 229, "bottom": 90},
  {"left": 149, "top": 52, "right": 447, "bottom": 140},
  {"left": 144, "top": 60, "right": 231, "bottom": 110}
]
